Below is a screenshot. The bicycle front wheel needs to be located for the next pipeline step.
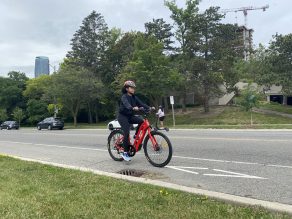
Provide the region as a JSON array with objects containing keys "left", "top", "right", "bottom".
[{"left": 143, "top": 131, "right": 172, "bottom": 167}]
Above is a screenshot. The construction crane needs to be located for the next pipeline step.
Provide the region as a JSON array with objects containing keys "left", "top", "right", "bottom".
[
  {"left": 221, "top": 5, "right": 269, "bottom": 61},
  {"left": 221, "top": 5, "right": 269, "bottom": 27}
]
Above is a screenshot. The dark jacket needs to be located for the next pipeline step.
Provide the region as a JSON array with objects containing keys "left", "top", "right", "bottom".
[{"left": 119, "top": 94, "right": 149, "bottom": 116}]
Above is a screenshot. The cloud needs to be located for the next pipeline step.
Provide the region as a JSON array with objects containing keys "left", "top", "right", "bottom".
[{"left": 0, "top": 0, "right": 291, "bottom": 77}]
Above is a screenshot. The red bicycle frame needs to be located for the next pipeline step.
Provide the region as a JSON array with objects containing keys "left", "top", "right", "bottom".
[{"left": 116, "top": 118, "right": 158, "bottom": 152}]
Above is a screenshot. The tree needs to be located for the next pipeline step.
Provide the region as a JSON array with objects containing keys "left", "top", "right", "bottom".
[
  {"left": 165, "top": 0, "right": 200, "bottom": 111},
  {"left": 67, "top": 10, "right": 110, "bottom": 75},
  {"left": 23, "top": 75, "right": 52, "bottom": 123},
  {"left": 115, "top": 35, "right": 181, "bottom": 106},
  {"left": 267, "top": 34, "right": 292, "bottom": 96},
  {"left": 188, "top": 8, "right": 242, "bottom": 112},
  {"left": 52, "top": 62, "right": 103, "bottom": 127},
  {"left": 145, "top": 18, "right": 174, "bottom": 51},
  {"left": 12, "top": 107, "right": 25, "bottom": 126},
  {"left": 0, "top": 109, "right": 8, "bottom": 122},
  {"left": 236, "top": 84, "right": 260, "bottom": 125}
]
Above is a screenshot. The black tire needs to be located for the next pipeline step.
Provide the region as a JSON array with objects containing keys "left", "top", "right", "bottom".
[
  {"left": 143, "top": 131, "right": 172, "bottom": 168},
  {"left": 37, "top": 126, "right": 41, "bottom": 130},
  {"left": 48, "top": 125, "right": 52, "bottom": 130},
  {"left": 59, "top": 127, "right": 64, "bottom": 130},
  {"left": 107, "top": 130, "right": 124, "bottom": 162}
]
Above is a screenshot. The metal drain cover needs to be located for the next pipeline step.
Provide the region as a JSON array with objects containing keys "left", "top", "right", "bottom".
[{"left": 117, "top": 169, "right": 145, "bottom": 177}]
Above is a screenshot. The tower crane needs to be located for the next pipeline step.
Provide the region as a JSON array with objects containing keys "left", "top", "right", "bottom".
[
  {"left": 221, "top": 5, "right": 269, "bottom": 27},
  {"left": 221, "top": 5, "right": 269, "bottom": 61}
]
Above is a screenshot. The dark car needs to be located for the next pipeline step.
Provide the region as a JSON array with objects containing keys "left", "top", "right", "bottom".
[
  {"left": 0, "top": 121, "right": 19, "bottom": 130},
  {"left": 37, "top": 117, "right": 64, "bottom": 130}
]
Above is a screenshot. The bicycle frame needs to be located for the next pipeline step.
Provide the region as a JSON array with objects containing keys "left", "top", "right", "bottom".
[
  {"left": 114, "top": 117, "right": 158, "bottom": 153},
  {"left": 132, "top": 118, "right": 158, "bottom": 152}
]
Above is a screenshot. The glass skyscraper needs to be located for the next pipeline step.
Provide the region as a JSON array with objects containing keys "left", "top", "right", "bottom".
[{"left": 34, "top": 56, "right": 50, "bottom": 78}]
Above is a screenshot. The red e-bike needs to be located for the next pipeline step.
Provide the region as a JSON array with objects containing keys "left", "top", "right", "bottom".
[{"left": 107, "top": 109, "right": 172, "bottom": 167}]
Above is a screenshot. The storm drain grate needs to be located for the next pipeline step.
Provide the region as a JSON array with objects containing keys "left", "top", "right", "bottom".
[{"left": 117, "top": 169, "right": 145, "bottom": 177}]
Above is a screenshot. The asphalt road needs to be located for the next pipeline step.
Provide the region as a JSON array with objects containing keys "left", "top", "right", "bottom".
[{"left": 0, "top": 128, "right": 292, "bottom": 205}]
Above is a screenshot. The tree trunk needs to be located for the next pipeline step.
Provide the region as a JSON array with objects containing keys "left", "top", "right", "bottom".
[
  {"left": 163, "top": 96, "right": 169, "bottom": 113},
  {"left": 95, "top": 107, "right": 99, "bottom": 123},
  {"left": 74, "top": 115, "right": 77, "bottom": 127},
  {"left": 203, "top": 84, "right": 210, "bottom": 113},
  {"left": 87, "top": 103, "right": 93, "bottom": 124}
]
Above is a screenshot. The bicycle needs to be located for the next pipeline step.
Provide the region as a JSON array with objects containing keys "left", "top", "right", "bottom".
[{"left": 107, "top": 108, "right": 172, "bottom": 167}]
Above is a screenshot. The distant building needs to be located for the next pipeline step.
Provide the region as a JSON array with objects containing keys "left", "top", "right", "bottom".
[
  {"left": 34, "top": 56, "right": 50, "bottom": 78},
  {"left": 236, "top": 26, "right": 254, "bottom": 60}
]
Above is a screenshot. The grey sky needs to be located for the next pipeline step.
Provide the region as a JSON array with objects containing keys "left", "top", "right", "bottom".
[{"left": 0, "top": 0, "right": 291, "bottom": 77}]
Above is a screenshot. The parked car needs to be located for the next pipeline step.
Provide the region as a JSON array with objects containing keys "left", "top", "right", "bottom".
[
  {"left": 37, "top": 117, "right": 64, "bottom": 130},
  {"left": 0, "top": 121, "right": 19, "bottom": 130},
  {"left": 107, "top": 119, "right": 137, "bottom": 131}
]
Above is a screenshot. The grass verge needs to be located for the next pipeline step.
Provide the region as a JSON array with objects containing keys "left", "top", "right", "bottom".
[{"left": 0, "top": 155, "right": 290, "bottom": 219}]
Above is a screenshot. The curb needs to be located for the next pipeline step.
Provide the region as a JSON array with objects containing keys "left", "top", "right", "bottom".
[{"left": 2, "top": 154, "right": 292, "bottom": 216}]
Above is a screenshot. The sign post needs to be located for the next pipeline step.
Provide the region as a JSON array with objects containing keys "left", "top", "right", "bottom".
[{"left": 170, "top": 96, "right": 175, "bottom": 127}]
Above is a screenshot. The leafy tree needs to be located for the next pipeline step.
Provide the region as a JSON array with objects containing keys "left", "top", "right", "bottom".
[
  {"left": 67, "top": 10, "right": 110, "bottom": 75},
  {"left": 145, "top": 18, "right": 174, "bottom": 51},
  {"left": 52, "top": 62, "right": 103, "bottom": 126},
  {"left": 267, "top": 34, "right": 292, "bottom": 95},
  {"left": 0, "top": 109, "right": 8, "bottom": 122},
  {"left": 188, "top": 8, "right": 242, "bottom": 112},
  {"left": 165, "top": 0, "right": 200, "bottom": 111},
  {"left": 116, "top": 35, "right": 181, "bottom": 106},
  {"left": 12, "top": 107, "right": 25, "bottom": 126},
  {"left": 236, "top": 84, "right": 260, "bottom": 125},
  {"left": 26, "top": 99, "right": 48, "bottom": 124}
]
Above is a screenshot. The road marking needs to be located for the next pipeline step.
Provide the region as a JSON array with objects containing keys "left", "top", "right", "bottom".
[
  {"left": 173, "top": 155, "right": 292, "bottom": 169},
  {"left": 204, "top": 169, "right": 266, "bottom": 179},
  {"left": 171, "top": 136, "right": 292, "bottom": 142},
  {"left": 0, "top": 141, "right": 108, "bottom": 152},
  {"left": 167, "top": 166, "right": 266, "bottom": 179},
  {"left": 1, "top": 140, "right": 292, "bottom": 170}
]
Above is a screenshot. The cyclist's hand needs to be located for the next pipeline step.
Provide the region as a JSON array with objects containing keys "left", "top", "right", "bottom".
[
  {"left": 151, "top": 107, "right": 156, "bottom": 111},
  {"left": 133, "top": 107, "right": 139, "bottom": 111}
]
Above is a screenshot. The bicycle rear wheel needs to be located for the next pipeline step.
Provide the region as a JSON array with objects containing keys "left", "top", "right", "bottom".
[
  {"left": 143, "top": 131, "right": 172, "bottom": 167},
  {"left": 107, "top": 130, "right": 124, "bottom": 161}
]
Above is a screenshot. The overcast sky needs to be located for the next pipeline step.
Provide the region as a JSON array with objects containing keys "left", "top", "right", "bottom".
[{"left": 0, "top": 0, "right": 291, "bottom": 77}]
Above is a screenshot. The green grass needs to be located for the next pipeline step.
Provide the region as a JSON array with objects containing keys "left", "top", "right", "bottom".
[
  {"left": 259, "top": 102, "right": 292, "bottom": 115},
  {"left": 0, "top": 156, "right": 290, "bottom": 219},
  {"left": 163, "top": 106, "right": 292, "bottom": 128}
]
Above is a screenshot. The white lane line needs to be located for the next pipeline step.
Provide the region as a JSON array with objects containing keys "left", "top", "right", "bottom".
[
  {"left": 167, "top": 166, "right": 199, "bottom": 175},
  {"left": 171, "top": 136, "right": 292, "bottom": 142},
  {"left": 1, "top": 140, "right": 292, "bottom": 170},
  {"left": 0, "top": 141, "right": 108, "bottom": 152},
  {"left": 167, "top": 166, "right": 266, "bottom": 179},
  {"left": 204, "top": 169, "right": 267, "bottom": 179},
  {"left": 173, "top": 155, "right": 292, "bottom": 169}
]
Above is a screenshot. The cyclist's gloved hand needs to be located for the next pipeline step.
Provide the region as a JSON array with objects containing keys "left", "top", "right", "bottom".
[
  {"left": 133, "top": 107, "right": 139, "bottom": 111},
  {"left": 151, "top": 107, "right": 156, "bottom": 111}
]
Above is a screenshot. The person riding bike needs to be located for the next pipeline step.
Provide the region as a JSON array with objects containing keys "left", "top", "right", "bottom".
[{"left": 118, "top": 80, "right": 152, "bottom": 162}]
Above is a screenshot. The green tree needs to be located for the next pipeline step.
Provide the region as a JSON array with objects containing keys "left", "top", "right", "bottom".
[
  {"left": 0, "top": 109, "right": 8, "bottom": 122},
  {"left": 26, "top": 99, "right": 48, "bottom": 124},
  {"left": 116, "top": 35, "right": 181, "bottom": 106},
  {"left": 67, "top": 10, "right": 110, "bottom": 75},
  {"left": 188, "top": 8, "right": 242, "bottom": 112},
  {"left": 267, "top": 34, "right": 292, "bottom": 95},
  {"left": 145, "top": 18, "right": 174, "bottom": 51},
  {"left": 52, "top": 62, "right": 103, "bottom": 127},
  {"left": 12, "top": 107, "right": 25, "bottom": 126},
  {"left": 165, "top": 0, "right": 200, "bottom": 111},
  {"left": 236, "top": 84, "right": 260, "bottom": 125}
]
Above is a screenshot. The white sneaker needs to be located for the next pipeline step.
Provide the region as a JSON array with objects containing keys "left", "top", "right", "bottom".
[{"left": 121, "top": 152, "right": 131, "bottom": 162}]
